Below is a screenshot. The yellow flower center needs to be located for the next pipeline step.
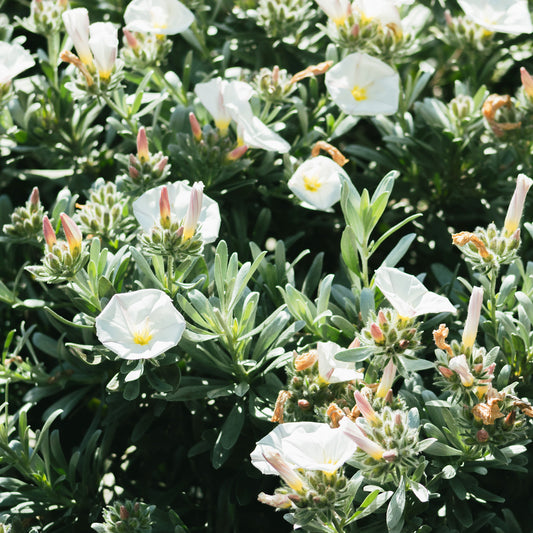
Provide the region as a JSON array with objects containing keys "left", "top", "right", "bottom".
[
  {"left": 151, "top": 8, "right": 168, "bottom": 30},
  {"left": 133, "top": 324, "right": 153, "bottom": 346},
  {"left": 332, "top": 15, "right": 347, "bottom": 26},
  {"left": 351, "top": 85, "right": 367, "bottom": 101},
  {"left": 303, "top": 175, "right": 322, "bottom": 192}
]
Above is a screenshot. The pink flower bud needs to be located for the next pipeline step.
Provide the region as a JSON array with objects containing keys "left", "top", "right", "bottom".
[
  {"left": 378, "top": 310, "right": 387, "bottom": 325},
  {"left": 370, "top": 323, "right": 385, "bottom": 343},
  {"left": 351, "top": 24, "right": 360, "bottom": 37},
  {"left": 29, "top": 187, "right": 40, "bottom": 207},
  {"left": 354, "top": 391, "right": 378, "bottom": 424},
  {"left": 444, "top": 9, "right": 453, "bottom": 26},
  {"left": 136, "top": 127, "right": 150, "bottom": 163},
  {"left": 504, "top": 174, "right": 533, "bottom": 236},
  {"left": 189, "top": 112, "right": 202, "bottom": 141},
  {"left": 123, "top": 28, "right": 139, "bottom": 50},
  {"left": 263, "top": 450, "right": 306, "bottom": 492},
  {"left": 156, "top": 155, "right": 169, "bottom": 173},
  {"left": 183, "top": 182, "right": 204, "bottom": 240},
  {"left": 159, "top": 186, "right": 171, "bottom": 229},
  {"left": 119, "top": 505, "right": 129, "bottom": 520},
  {"left": 521, "top": 67, "right": 533, "bottom": 99},
  {"left": 298, "top": 399, "right": 311, "bottom": 410},
  {"left": 339, "top": 417, "right": 385, "bottom": 460},
  {"left": 129, "top": 166, "right": 139, "bottom": 180},
  {"left": 348, "top": 337, "right": 360, "bottom": 349},
  {"left": 42, "top": 216, "right": 56, "bottom": 250},
  {"left": 258, "top": 492, "right": 291, "bottom": 509},
  {"left": 272, "top": 65, "right": 280, "bottom": 85},
  {"left": 382, "top": 449, "right": 397, "bottom": 462},
  {"left": 226, "top": 144, "right": 248, "bottom": 162},
  {"left": 60, "top": 213, "right": 83, "bottom": 254},
  {"left": 438, "top": 365, "right": 454, "bottom": 379}
]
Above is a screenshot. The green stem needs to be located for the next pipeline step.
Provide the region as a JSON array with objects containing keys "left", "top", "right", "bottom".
[
  {"left": 488, "top": 268, "right": 498, "bottom": 343},
  {"left": 167, "top": 255, "right": 175, "bottom": 294},
  {"left": 153, "top": 67, "right": 187, "bottom": 105},
  {"left": 46, "top": 34, "right": 59, "bottom": 89},
  {"left": 100, "top": 93, "right": 136, "bottom": 131}
]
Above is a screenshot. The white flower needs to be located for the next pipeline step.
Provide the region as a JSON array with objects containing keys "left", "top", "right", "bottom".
[
  {"left": 251, "top": 422, "right": 357, "bottom": 475},
  {"left": 316, "top": 0, "right": 352, "bottom": 25},
  {"left": 132, "top": 181, "right": 221, "bottom": 243},
  {"left": 317, "top": 341, "right": 364, "bottom": 383},
  {"left": 194, "top": 78, "right": 290, "bottom": 153},
  {"left": 95, "top": 288, "right": 186, "bottom": 360},
  {"left": 462, "top": 286, "right": 483, "bottom": 349},
  {"left": 325, "top": 52, "right": 400, "bottom": 116},
  {"left": 339, "top": 417, "right": 385, "bottom": 460},
  {"left": 457, "top": 0, "right": 532, "bottom": 34},
  {"left": 354, "top": 0, "right": 402, "bottom": 31},
  {"left": 448, "top": 354, "right": 475, "bottom": 387},
  {"left": 374, "top": 266, "right": 456, "bottom": 318},
  {"left": 504, "top": 173, "right": 533, "bottom": 235},
  {"left": 62, "top": 8, "right": 93, "bottom": 66},
  {"left": 89, "top": 22, "right": 118, "bottom": 81},
  {"left": 288, "top": 156, "right": 347, "bottom": 211},
  {"left": 0, "top": 42, "right": 35, "bottom": 86},
  {"left": 124, "top": 0, "right": 195, "bottom": 35}
]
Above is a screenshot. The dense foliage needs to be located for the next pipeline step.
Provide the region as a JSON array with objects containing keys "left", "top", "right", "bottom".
[{"left": 2, "top": 0, "right": 533, "bottom": 531}]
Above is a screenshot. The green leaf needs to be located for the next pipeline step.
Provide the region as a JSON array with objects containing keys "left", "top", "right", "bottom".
[
  {"left": 422, "top": 441, "right": 462, "bottom": 456},
  {"left": 335, "top": 347, "right": 375, "bottom": 362},
  {"left": 386, "top": 477, "right": 405, "bottom": 533}
]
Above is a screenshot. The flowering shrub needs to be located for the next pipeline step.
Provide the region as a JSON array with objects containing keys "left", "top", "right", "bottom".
[{"left": 2, "top": 0, "right": 533, "bottom": 532}]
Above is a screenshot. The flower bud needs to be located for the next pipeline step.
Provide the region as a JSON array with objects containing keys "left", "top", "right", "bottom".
[
  {"left": 294, "top": 349, "right": 318, "bottom": 371},
  {"left": 123, "top": 28, "right": 139, "bottom": 50},
  {"left": 189, "top": 112, "right": 202, "bottom": 141},
  {"left": 348, "top": 337, "right": 360, "bottom": 349},
  {"left": 43, "top": 216, "right": 57, "bottom": 249},
  {"left": 159, "top": 186, "right": 171, "bottom": 229},
  {"left": 263, "top": 450, "right": 306, "bottom": 492},
  {"left": 354, "top": 391, "right": 379, "bottom": 424},
  {"left": 438, "top": 365, "right": 454, "bottom": 379},
  {"left": 504, "top": 174, "right": 533, "bottom": 236},
  {"left": 520, "top": 67, "right": 533, "bottom": 99},
  {"left": 226, "top": 144, "right": 248, "bottom": 162},
  {"left": 378, "top": 310, "right": 387, "bottom": 325},
  {"left": 29, "top": 187, "right": 40, "bottom": 211},
  {"left": 298, "top": 399, "right": 311, "bottom": 410},
  {"left": 137, "top": 127, "right": 150, "bottom": 163},
  {"left": 183, "top": 182, "right": 204, "bottom": 240},
  {"left": 120, "top": 505, "right": 129, "bottom": 520},
  {"left": 448, "top": 354, "right": 474, "bottom": 387},
  {"left": 462, "top": 286, "right": 483, "bottom": 350},
  {"left": 376, "top": 359, "right": 396, "bottom": 399},
  {"left": 370, "top": 323, "right": 385, "bottom": 343},
  {"left": 476, "top": 429, "right": 489, "bottom": 443},
  {"left": 60, "top": 213, "right": 83, "bottom": 255}
]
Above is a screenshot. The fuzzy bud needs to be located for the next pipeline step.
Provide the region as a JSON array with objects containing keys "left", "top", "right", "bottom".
[
  {"left": 189, "top": 111, "right": 202, "bottom": 141},
  {"left": 476, "top": 429, "right": 490, "bottom": 443},
  {"left": 136, "top": 127, "right": 150, "bottom": 163}
]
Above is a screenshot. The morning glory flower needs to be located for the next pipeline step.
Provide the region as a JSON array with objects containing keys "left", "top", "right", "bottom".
[
  {"left": 95, "top": 288, "right": 186, "bottom": 360},
  {"left": 315, "top": 0, "right": 352, "bottom": 25},
  {"left": 462, "top": 287, "right": 483, "bottom": 350},
  {"left": 374, "top": 266, "right": 456, "bottom": 318},
  {"left": 124, "top": 0, "right": 195, "bottom": 35},
  {"left": 132, "top": 181, "right": 221, "bottom": 244},
  {"left": 88, "top": 22, "right": 118, "bottom": 81},
  {"left": 62, "top": 8, "right": 93, "bottom": 66},
  {"left": 325, "top": 52, "right": 400, "bottom": 116},
  {"left": 317, "top": 341, "right": 364, "bottom": 383},
  {"left": 0, "top": 42, "right": 35, "bottom": 87},
  {"left": 457, "top": 0, "right": 532, "bottom": 34},
  {"left": 287, "top": 155, "right": 348, "bottom": 211},
  {"left": 251, "top": 422, "right": 357, "bottom": 475},
  {"left": 503, "top": 174, "right": 533, "bottom": 236},
  {"left": 194, "top": 78, "right": 290, "bottom": 153},
  {"left": 354, "top": 0, "right": 402, "bottom": 32}
]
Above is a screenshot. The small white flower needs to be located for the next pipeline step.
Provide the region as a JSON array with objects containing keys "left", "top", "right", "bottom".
[
  {"left": 448, "top": 354, "right": 475, "bottom": 387},
  {"left": 374, "top": 266, "right": 456, "bottom": 318},
  {"left": 288, "top": 156, "right": 347, "bottom": 211},
  {"left": 195, "top": 78, "right": 290, "bottom": 153},
  {"left": 317, "top": 341, "right": 364, "bottom": 383},
  {"left": 124, "top": 0, "right": 195, "bottom": 35},
  {"left": 462, "top": 286, "right": 483, "bottom": 349},
  {"left": 0, "top": 42, "right": 35, "bottom": 86},
  {"left": 325, "top": 52, "right": 400, "bottom": 116},
  {"left": 132, "top": 181, "right": 221, "bottom": 243},
  {"left": 62, "top": 8, "right": 93, "bottom": 66},
  {"left": 251, "top": 422, "right": 357, "bottom": 475},
  {"left": 504, "top": 173, "right": 533, "bottom": 235},
  {"left": 457, "top": 0, "right": 532, "bottom": 34},
  {"left": 89, "top": 22, "right": 118, "bottom": 81},
  {"left": 316, "top": 0, "right": 352, "bottom": 25},
  {"left": 354, "top": 0, "right": 402, "bottom": 31},
  {"left": 95, "top": 288, "right": 186, "bottom": 360}
]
